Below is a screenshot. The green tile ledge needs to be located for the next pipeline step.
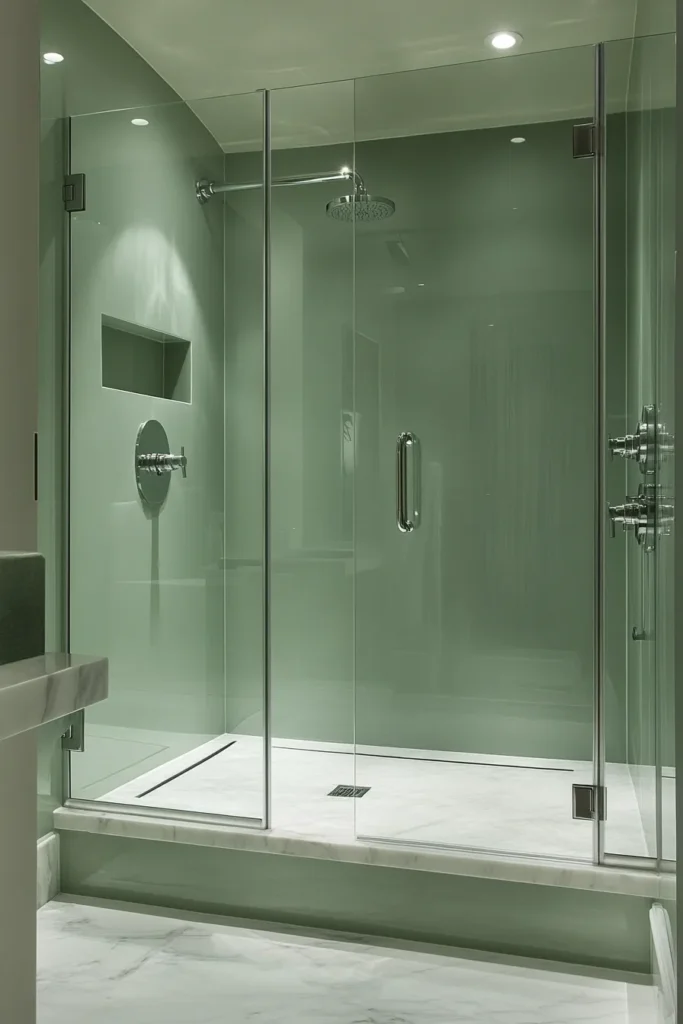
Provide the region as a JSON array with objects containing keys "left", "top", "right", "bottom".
[
  {"left": 0, "top": 653, "right": 108, "bottom": 740},
  {"left": 53, "top": 804, "right": 674, "bottom": 900}
]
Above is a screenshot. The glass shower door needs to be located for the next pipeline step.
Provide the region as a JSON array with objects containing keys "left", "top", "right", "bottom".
[
  {"left": 67, "top": 90, "right": 268, "bottom": 826},
  {"left": 353, "top": 47, "right": 598, "bottom": 859}
]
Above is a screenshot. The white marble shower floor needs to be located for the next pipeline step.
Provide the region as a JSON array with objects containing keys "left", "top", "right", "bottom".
[
  {"left": 98, "top": 736, "right": 650, "bottom": 861},
  {"left": 37, "top": 898, "right": 649, "bottom": 1024}
]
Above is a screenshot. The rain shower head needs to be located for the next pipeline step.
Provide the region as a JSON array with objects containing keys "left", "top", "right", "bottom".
[
  {"left": 196, "top": 164, "right": 395, "bottom": 221},
  {"left": 326, "top": 166, "right": 395, "bottom": 222},
  {"left": 326, "top": 192, "right": 396, "bottom": 222}
]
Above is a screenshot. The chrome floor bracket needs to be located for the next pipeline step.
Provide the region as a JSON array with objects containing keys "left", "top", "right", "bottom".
[{"left": 572, "top": 783, "right": 606, "bottom": 821}]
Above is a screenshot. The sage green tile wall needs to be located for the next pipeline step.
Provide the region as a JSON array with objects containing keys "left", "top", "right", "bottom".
[
  {"left": 268, "top": 132, "right": 354, "bottom": 744},
  {"left": 37, "top": 0, "right": 185, "bottom": 832},
  {"left": 67, "top": 101, "right": 226, "bottom": 798},
  {"left": 38, "top": 0, "right": 228, "bottom": 803},
  {"left": 221, "top": 135, "right": 354, "bottom": 743},
  {"left": 623, "top": 34, "right": 676, "bottom": 857},
  {"left": 266, "top": 119, "right": 600, "bottom": 759},
  {"left": 354, "top": 121, "right": 596, "bottom": 759},
  {"left": 220, "top": 110, "right": 266, "bottom": 740},
  {"left": 60, "top": 830, "right": 652, "bottom": 973}
]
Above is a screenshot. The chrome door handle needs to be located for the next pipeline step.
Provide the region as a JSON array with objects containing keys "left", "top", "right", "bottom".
[{"left": 396, "top": 431, "right": 420, "bottom": 533}]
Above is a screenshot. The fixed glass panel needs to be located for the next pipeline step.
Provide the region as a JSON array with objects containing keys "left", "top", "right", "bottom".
[
  {"left": 603, "top": 34, "right": 676, "bottom": 862},
  {"left": 68, "top": 91, "right": 267, "bottom": 824},
  {"left": 268, "top": 81, "right": 356, "bottom": 836},
  {"left": 353, "top": 47, "right": 597, "bottom": 859}
]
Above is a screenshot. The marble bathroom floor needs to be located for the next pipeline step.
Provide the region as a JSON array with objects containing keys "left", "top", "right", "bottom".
[
  {"left": 37, "top": 898, "right": 648, "bottom": 1024},
  {"left": 97, "top": 735, "right": 649, "bottom": 860}
]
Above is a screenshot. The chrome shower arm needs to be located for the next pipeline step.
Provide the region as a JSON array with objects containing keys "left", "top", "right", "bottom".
[{"left": 196, "top": 167, "right": 365, "bottom": 203}]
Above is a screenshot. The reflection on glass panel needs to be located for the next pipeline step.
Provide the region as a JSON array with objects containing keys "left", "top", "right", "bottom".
[
  {"left": 603, "top": 33, "right": 675, "bottom": 862},
  {"left": 268, "top": 81, "right": 356, "bottom": 834},
  {"left": 353, "top": 46, "right": 596, "bottom": 859},
  {"left": 68, "top": 91, "right": 266, "bottom": 824}
]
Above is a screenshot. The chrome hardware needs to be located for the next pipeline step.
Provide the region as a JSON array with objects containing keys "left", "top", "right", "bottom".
[
  {"left": 572, "top": 783, "right": 606, "bottom": 821},
  {"left": 135, "top": 420, "right": 186, "bottom": 509},
  {"left": 196, "top": 167, "right": 363, "bottom": 204},
  {"left": 396, "top": 432, "right": 421, "bottom": 534},
  {"left": 572, "top": 122, "right": 596, "bottom": 159},
  {"left": 137, "top": 449, "right": 187, "bottom": 477},
  {"left": 608, "top": 483, "right": 674, "bottom": 551},
  {"left": 609, "top": 404, "right": 674, "bottom": 474},
  {"left": 63, "top": 172, "right": 86, "bottom": 212},
  {"left": 61, "top": 710, "right": 85, "bottom": 752}
]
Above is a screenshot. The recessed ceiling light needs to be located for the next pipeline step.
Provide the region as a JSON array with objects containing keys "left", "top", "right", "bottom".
[
  {"left": 511, "top": 137, "right": 526, "bottom": 144},
  {"left": 487, "top": 31, "right": 522, "bottom": 51},
  {"left": 43, "top": 52, "right": 64, "bottom": 65},
  {"left": 131, "top": 118, "right": 149, "bottom": 126}
]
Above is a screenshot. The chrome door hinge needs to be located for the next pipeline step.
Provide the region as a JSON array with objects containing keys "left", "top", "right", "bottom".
[
  {"left": 63, "top": 173, "right": 86, "bottom": 212},
  {"left": 573, "top": 122, "right": 596, "bottom": 159},
  {"left": 572, "top": 783, "right": 606, "bottom": 821},
  {"left": 61, "top": 710, "right": 85, "bottom": 752}
]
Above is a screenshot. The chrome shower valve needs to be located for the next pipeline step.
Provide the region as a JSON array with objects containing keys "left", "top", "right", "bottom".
[{"left": 137, "top": 449, "right": 187, "bottom": 477}]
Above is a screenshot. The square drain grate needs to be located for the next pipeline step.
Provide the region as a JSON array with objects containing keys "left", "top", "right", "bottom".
[{"left": 328, "top": 784, "right": 370, "bottom": 798}]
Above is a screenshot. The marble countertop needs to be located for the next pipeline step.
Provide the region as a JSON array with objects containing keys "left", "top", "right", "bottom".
[{"left": 0, "top": 653, "right": 108, "bottom": 742}]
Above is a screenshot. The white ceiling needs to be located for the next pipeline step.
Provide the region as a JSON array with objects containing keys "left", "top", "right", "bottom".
[{"left": 82, "top": 0, "right": 675, "bottom": 150}]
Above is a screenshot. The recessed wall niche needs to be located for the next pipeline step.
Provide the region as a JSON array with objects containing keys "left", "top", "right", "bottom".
[{"left": 101, "top": 314, "right": 191, "bottom": 403}]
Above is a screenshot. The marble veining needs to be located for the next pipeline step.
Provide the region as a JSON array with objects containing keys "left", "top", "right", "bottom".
[
  {"left": 57, "top": 735, "right": 675, "bottom": 899},
  {"left": 37, "top": 832, "right": 60, "bottom": 909},
  {"left": 37, "top": 898, "right": 643, "bottom": 1024},
  {"left": 0, "top": 653, "right": 108, "bottom": 741},
  {"left": 54, "top": 802, "right": 674, "bottom": 900},
  {"left": 99, "top": 736, "right": 650, "bottom": 860}
]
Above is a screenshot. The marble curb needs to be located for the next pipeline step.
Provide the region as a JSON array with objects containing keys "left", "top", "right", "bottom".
[{"left": 54, "top": 805, "right": 674, "bottom": 899}]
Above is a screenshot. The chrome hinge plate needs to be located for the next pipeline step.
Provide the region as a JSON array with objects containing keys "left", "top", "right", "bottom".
[
  {"left": 572, "top": 783, "right": 606, "bottom": 820},
  {"left": 572, "top": 122, "right": 596, "bottom": 159},
  {"left": 61, "top": 710, "right": 85, "bottom": 752},
  {"left": 63, "top": 173, "right": 86, "bottom": 212}
]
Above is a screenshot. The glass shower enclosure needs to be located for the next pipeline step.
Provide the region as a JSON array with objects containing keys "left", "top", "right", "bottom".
[{"left": 60, "top": 39, "right": 675, "bottom": 871}]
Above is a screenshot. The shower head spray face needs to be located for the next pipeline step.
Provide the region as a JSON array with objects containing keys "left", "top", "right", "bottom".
[{"left": 326, "top": 193, "right": 396, "bottom": 222}]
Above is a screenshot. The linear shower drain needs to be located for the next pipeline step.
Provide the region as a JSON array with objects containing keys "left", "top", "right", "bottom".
[{"left": 328, "top": 784, "right": 370, "bottom": 798}]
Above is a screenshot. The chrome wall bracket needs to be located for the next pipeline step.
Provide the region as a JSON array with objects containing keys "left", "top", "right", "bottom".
[
  {"left": 135, "top": 420, "right": 187, "bottom": 508},
  {"left": 61, "top": 710, "right": 85, "bottom": 752},
  {"left": 63, "top": 173, "right": 86, "bottom": 212},
  {"left": 572, "top": 122, "right": 596, "bottom": 159}
]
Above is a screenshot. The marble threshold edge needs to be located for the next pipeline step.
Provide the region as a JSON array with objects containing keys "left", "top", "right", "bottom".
[
  {"left": 53, "top": 805, "right": 674, "bottom": 899},
  {"left": 37, "top": 832, "right": 60, "bottom": 909}
]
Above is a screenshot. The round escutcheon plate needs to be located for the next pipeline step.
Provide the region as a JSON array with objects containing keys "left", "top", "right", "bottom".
[{"left": 135, "top": 419, "right": 171, "bottom": 508}]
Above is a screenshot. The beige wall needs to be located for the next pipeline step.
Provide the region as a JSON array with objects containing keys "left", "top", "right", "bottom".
[
  {"left": 0, "top": 0, "right": 39, "bottom": 552},
  {"left": 0, "top": 0, "right": 40, "bottom": 1019}
]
